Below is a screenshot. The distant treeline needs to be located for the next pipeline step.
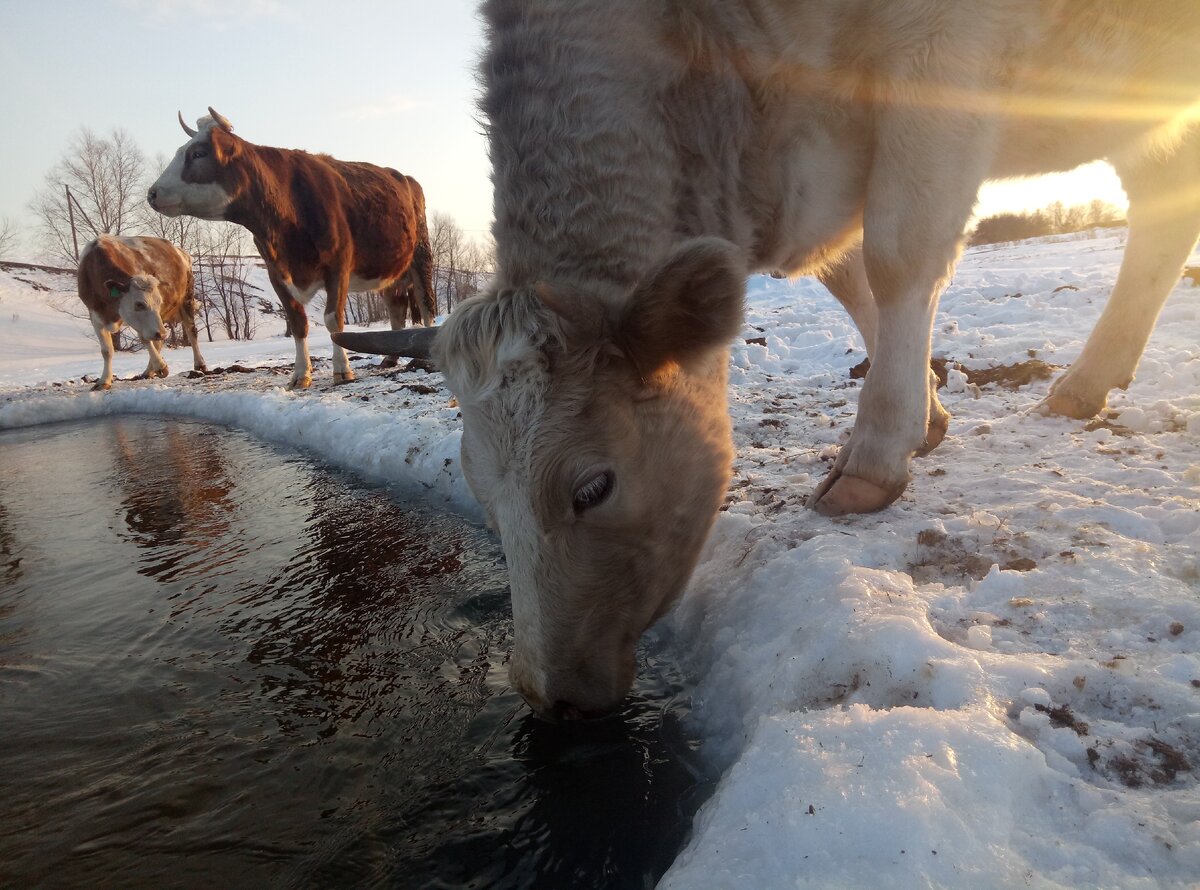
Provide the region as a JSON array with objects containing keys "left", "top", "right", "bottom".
[{"left": 969, "top": 199, "right": 1125, "bottom": 246}]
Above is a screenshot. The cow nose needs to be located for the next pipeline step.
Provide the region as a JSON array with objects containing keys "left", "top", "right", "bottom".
[{"left": 147, "top": 187, "right": 157, "bottom": 207}]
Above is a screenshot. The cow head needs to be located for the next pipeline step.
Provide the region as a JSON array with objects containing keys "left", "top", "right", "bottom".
[
  {"left": 147, "top": 108, "right": 243, "bottom": 221},
  {"left": 337, "top": 238, "right": 745, "bottom": 719},
  {"left": 106, "top": 274, "right": 168, "bottom": 342}
]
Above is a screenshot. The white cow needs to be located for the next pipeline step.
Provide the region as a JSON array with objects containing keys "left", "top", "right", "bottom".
[{"left": 337, "top": 0, "right": 1200, "bottom": 719}]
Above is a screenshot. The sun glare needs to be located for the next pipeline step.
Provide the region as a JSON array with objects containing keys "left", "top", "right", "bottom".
[{"left": 977, "top": 161, "right": 1128, "bottom": 219}]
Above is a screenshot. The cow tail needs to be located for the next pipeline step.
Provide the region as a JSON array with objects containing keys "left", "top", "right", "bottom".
[{"left": 412, "top": 190, "right": 438, "bottom": 321}]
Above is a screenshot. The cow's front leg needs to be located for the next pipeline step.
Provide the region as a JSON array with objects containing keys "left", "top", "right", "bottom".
[
  {"left": 138, "top": 339, "right": 170, "bottom": 379},
  {"left": 818, "top": 246, "right": 950, "bottom": 455},
  {"left": 810, "top": 103, "right": 994, "bottom": 515},
  {"left": 280, "top": 292, "right": 311, "bottom": 390},
  {"left": 91, "top": 317, "right": 115, "bottom": 391},
  {"left": 325, "top": 270, "right": 355, "bottom": 384}
]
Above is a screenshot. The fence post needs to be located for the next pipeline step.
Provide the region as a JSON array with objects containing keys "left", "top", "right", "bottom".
[{"left": 65, "top": 184, "right": 79, "bottom": 262}]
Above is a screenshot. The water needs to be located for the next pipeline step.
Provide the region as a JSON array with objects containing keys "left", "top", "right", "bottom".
[{"left": 0, "top": 417, "right": 712, "bottom": 889}]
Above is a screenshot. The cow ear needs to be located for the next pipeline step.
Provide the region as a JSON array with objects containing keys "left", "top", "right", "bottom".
[
  {"left": 209, "top": 126, "right": 239, "bottom": 163},
  {"left": 617, "top": 237, "right": 746, "bottom": 376},
  {"left": 104, "top": 278, "right": 128, "bottom": 298}
]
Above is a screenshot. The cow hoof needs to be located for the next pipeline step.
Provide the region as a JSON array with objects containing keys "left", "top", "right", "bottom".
[
  {"left": 195, "top": 365, "right": 209, "bottom": 374},
  {"left": 156, "top": 367, "right": 170, "bottom": 379},
  {"left": 92, "top": 381, "right": 112, "bottom": 392},
  {"left": 1037, "top": 387, "right": 1105, "bottom": 420},
  {"left": 287, "top": 376, "right": 313, "bottom": 391},
  {"left": 809, "top": 470, "right": 904, "bottom": 516},
  {"left": 333, "top": 371, "right": 356, "bottom": 385},
  {"left": 914, "top": 411, "right": 950, "bottom": 457},
  {"left": 379, "top": 355, "right": 400, "bottom": 369}
]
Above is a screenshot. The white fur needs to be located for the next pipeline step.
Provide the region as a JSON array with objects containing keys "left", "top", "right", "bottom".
[{"left": 443, "top": 0, "right": 1200, "bottom": 713}]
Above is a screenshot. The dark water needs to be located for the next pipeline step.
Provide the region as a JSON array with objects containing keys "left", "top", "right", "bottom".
[{"left": 0, "top": 417, "right": 711, "bottom": 889}]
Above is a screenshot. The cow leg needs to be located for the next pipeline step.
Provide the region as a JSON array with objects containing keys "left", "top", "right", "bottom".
[
  {"left": 267, "top": 269, "right": 311, "bottom": 390},
  {"left": 325, "top": 271, "right": 355, "bottom": 384},
  {"left": 1040, "top": 135, "right": 1200, "bottom": 418},
  {"left": 818, "top": 246, "right": 950, "bottom": 456},
  {"left": 379, "top": 279, "right": 412, "bottom": 369},
  {"left": 138, "top": 339, "right": 170, "bottom": 379},
  {"left": 91, "top": 315, "right": 116, "bottom": 391},
  {"left": 180, "top": 295, "right": 208, "bottom": 374},
  {"left": 809, "top": 103, "right": 995, "bottom": 516}
]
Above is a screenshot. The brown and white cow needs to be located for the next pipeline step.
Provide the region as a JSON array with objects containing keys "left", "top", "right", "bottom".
[
  {"left": 147, "top": 109, "right": 436, "bottom": 388},
  {"left": 77, "top": 234, "right": 207, "bottom": 391},
  {"left": 337, "top": 0, "right": 1200, "bottom": 719}
]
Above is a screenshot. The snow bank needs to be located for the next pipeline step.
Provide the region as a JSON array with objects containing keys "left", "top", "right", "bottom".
[{"left": 2, "top": 230, "right": 1198, "bottom": 887}]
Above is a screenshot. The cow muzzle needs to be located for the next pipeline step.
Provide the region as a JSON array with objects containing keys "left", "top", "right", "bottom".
[{"left": 511, "top": 647, "right": 636, "bottom": 723}]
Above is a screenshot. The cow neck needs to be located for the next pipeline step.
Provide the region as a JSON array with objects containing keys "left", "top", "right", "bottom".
[{"left": 222, "top": 144, "right": 300, "bottom": 262}]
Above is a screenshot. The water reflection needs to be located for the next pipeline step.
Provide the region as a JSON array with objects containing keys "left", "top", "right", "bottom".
[{"left": 0, "top": 417, "right": 712, "bottom": 889}]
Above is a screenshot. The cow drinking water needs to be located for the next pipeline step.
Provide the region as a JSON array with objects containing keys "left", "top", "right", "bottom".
[
  {"left": 337, "top": 0, "right": 1200, "bottom": 719},
  {"left": 77, "top": 234, "right": 207, "bottom": 391},
  {"left": 147, "top": 109, "right": 436, "bottom": 388}
]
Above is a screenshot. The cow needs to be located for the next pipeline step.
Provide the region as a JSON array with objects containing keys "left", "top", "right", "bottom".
[
  {"left": 146, "top": 109, "right": 435, "bottom": 389},
  {"left": 335, "top": 0, "right": 1200, "bottom": 720},
  {"left": 77, "top": 234, "right": 207, "bottom": 391}
]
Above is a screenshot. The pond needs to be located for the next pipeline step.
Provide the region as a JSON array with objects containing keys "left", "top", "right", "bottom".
[{"left": 0, "top": 416, "right": 713, "bottom": 889}]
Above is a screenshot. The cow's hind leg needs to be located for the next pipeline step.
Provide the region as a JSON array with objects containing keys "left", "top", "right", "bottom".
[
  {"left": 809, "top": 93, "right": 996, "bottom": 516},
  {"left": 818, "top": 246, "right": 950, "bottom": 456},
  {"left": 379, "top": 279, "right": 413, "bottom": 369},
  {"left": 1041, "top": 136, "right": 1200, "bottom": 419}
]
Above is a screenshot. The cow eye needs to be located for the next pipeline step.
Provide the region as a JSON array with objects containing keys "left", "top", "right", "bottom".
[
  {"left": 573, "top": 471, "right": 613, "bottom": 513},
  {"left": 192, "top": 145, "right": 208, "bottom": 159},
  {"left": 135, "top": 302, "right": 147, "bottom": 310}
]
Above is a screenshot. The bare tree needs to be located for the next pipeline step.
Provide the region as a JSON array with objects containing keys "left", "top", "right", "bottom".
[
  {"left": 0, "top": 217, "right": 19, "bottom": 258},
  {"left": 29, "top": 128, "right": 147, "bottom": 265},
  {"left": 192, "top": 223, "right": 260, "bottom": 341},
  {"left": 428, "top": 212, "right": 494, "bottom": 312}
]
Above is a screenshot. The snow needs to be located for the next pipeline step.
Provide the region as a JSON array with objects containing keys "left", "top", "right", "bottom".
[{"left": 2, "top": 230, "right": 1198, "bottom": 888}]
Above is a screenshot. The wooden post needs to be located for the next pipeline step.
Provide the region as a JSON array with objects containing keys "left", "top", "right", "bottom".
[{"left": 65, "top": 184, "right": 79, "bottom": 263}]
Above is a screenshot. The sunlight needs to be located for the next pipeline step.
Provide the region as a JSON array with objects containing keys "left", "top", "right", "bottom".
[{"left": 977, "top": 161, "right": 1128, "bottom": 219}]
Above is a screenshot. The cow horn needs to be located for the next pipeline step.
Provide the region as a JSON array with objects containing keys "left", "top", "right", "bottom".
[
  {"left": 332, "top": 327, "right": 440, "bottom": 362},
  {"left": 207, "top": 107, "right": 234, "bottom": 132},
  {"left": 178, "top": 111, "right": 198, "bottom": 138}
]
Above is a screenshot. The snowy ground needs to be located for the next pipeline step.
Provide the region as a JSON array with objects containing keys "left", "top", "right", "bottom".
[{"left": 2, "top": 231, "right": 1198, "bottom": 888}]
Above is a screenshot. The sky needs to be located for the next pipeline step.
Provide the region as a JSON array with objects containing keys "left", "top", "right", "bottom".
[{"left": 0, "top": 1, "right": 1128, "bottom": 259}]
